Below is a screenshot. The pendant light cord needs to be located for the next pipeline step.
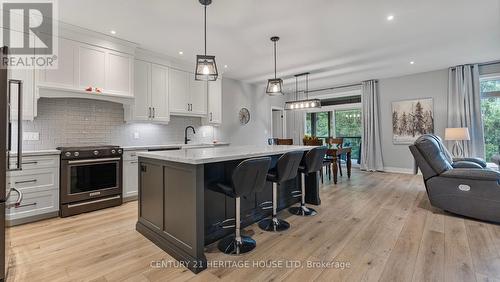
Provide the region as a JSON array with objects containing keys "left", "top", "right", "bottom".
[
  {"left": 204, "top": 5, "right": 207, "bottom": 56},
  {"left": 274, "top": 41, "right": 277, "bottom": 79},
  {"left": 306, "top": 73, "right": 309, "bottom": 99}
]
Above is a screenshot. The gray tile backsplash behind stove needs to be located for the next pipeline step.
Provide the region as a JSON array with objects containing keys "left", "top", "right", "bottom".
[{"left": 15, "top": 98, "right": 217, "bottom": 150}]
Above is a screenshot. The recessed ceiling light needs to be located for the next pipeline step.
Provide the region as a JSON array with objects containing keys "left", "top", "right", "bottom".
[
  {"left": 387, "top": 15, "right": 394, "bottom": 21},
  {"left": 410, "top": 61, "right": 415, "bottom": 65},
  {"left": 110, "top": 30, "right": 116, "bottom": 35},
  {"left": 224, "top": 65, "right": 228, "bottom": 68},
  {"left": 178, "top": 51, "right": 184, "bottom": 55}
]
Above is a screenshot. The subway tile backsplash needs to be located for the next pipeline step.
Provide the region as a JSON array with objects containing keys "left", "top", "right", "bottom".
[{"left": 16, "top": 98, "right": 217, "bottom": 150}]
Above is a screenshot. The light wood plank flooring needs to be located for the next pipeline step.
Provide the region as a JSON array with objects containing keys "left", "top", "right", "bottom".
[{"left": 7, "top": 169, "right": 500, "bottom": 281}]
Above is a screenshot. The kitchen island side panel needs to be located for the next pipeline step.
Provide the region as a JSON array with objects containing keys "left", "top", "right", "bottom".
[{"left": 136, "top": 157, "right": 207, "bottom": 273}]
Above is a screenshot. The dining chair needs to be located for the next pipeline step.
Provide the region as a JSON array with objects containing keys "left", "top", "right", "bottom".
[{"left": 328, "top": 137, "right": 344, "bottom": 177}]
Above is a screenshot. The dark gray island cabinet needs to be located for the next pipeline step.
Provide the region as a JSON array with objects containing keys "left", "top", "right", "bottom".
[{"left": 136, "top": 145, "right": 320, "bottom": 273}]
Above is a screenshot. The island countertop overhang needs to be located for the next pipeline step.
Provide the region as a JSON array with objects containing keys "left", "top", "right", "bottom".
[{"left": 136, "top": 145, "right": 318, "bottom": 165}]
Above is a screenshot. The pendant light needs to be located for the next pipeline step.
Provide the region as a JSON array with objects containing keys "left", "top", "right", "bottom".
[
  {"left": 285, "top": 72, "right": 321, "bottom": 110},
  {"left": 195, "top": 0, "right": 218, "bottom": 81},
  {"left": 266, "top": 36, "right": 283, "bottom": 95}
]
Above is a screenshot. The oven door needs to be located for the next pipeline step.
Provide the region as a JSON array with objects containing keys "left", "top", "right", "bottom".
[{"left": 60, "top": 157, "right": 122, "bottom": 204}]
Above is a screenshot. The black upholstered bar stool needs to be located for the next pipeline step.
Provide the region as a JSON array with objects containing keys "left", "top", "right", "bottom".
[
  {"left": 259, "top": 150, "right": 304, "bottom": 232},
  {"left": 289, "top": 147, "right": 328, "bottom": 216},
  {"left": 209, "top": 157, "right": 271, "bottom": 255}
]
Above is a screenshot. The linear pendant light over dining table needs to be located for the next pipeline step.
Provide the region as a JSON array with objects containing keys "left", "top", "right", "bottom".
[
  {"left": 266, "top": 36, "right": 283, "bottom": 95},
  {"left": 195, "top": 0, "right": 218, "bottom": 81},
  {"left": 285, "top": 72, "right": 321, "bottom": 110}
]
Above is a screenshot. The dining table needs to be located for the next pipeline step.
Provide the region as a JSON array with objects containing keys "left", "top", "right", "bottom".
[{"left": 326, "top": 146, "right": 352, "bottom": 184}]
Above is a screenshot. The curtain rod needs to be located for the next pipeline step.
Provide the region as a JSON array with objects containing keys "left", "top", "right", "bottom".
[{"left": 479, "top": 60, "right": 500, "bottom": 67}]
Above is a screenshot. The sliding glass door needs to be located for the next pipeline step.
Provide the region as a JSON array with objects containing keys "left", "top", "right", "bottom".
[
  {"left": 304, "top": 106, "right": 362, "bottom": 163},
  {"left": 481, "top": 76, "right": 500, "bottom": 162}
]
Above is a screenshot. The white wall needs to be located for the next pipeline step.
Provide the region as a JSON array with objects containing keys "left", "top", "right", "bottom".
[
  {"left": 218, "top": 78, "right": 286, "bottom": 145},
  {"left": 378, "top": 69, "right": 449, "bottom": 172}
]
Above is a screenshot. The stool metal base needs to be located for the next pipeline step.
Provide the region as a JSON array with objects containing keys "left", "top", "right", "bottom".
[
  {"left": 218, "top": 235, "right": 256, "bottom": 255},
  {"left": 289, "top": 205, "right": 317, "bottom": 216},
  {"left": 259, "top": 217, "right": 290, "bottom": 232}
]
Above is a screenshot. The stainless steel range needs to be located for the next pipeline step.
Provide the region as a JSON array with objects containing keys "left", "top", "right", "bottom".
[{"left": 57, "top": 145, "right": 123, "bottom": 217}]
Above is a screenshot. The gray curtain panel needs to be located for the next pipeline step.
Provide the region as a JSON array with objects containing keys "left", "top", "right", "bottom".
[
  {"left": 361, "top": 80, "right": 384, "bottom": 171},
  {"left": 447, "top": 64, "right": 485, "bottom": 158}
]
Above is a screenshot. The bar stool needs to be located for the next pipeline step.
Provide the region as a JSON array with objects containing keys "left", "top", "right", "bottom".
[
  {"left": 289, "top": 147, "right": 328, "bottom": 216},
  {"left": 209, "top": 157, "right": 271, "bottom": 255},
  {"left": 259, "top": 150, "right": 304, "bottom": 232}
]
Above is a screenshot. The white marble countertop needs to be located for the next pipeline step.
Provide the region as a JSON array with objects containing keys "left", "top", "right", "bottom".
[
  {"left": 10, "top": 149, "right": 61, "bottom": 156},
  {"left": 137, "top": 145, "right": 316, "bottom": 165},
  {"left": 122, "top": 142, "right": 230, "bottom": 151}
]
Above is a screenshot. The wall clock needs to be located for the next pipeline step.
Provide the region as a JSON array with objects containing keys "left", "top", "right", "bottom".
[{"left": 239, "top": 108, "right": 250, "bottom": 125}]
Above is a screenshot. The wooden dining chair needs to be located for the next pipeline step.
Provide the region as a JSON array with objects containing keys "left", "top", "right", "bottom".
[{"left": 328, "top": 137, "right": 344, "bottom": 177}]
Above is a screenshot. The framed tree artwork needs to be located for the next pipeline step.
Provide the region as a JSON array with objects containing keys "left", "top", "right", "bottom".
[{"left": 392, "top": 98, "right": 434, "bottom": 144}]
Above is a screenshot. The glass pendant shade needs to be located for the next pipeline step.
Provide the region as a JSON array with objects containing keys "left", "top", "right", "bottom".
[
  {"left": 266, "top": 78, "right": 283, "bottom": 95},
  {"left": 285, "top": 98, "right": 321, "bottom": 110},
  {"left": 195, "top": 55, "right": 218, "bottom": 81}
]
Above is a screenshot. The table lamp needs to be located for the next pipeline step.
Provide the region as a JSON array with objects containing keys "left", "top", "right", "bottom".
[{"left": 444, "top": 127, "right": 470, "bottom": 157}]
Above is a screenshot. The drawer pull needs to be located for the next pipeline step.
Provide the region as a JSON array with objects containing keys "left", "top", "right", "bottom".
[
  {"left": 130, "top": 154, "right": 136, "bottom": 157},
  {"left": 15, "top": 202, "right": 37, "bottom": 208},
  {"left": 22, "top": 161, "right": 38, "bottom": 165},
  {"left": 130, "top": 161, "right": 138, "bottom": 164},
  {"left": 14, "top": 179, "right": 37, "bottom": 184}
]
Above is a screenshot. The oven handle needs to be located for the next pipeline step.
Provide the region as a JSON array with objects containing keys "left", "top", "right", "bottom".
[
  {"left": 67, "top": 195, "right": 121, "bottom": 208},
  {"left": 67, "top": 157, "right": 121, "bottom": 164}
]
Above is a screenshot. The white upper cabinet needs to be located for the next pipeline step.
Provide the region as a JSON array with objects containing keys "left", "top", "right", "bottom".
[
  {"left": 189, "top": 79, "right": 207, "bottom": 115},
  {"left": 168, "top": 68, "right": 189, "bottom": 113},
  {"left": 41, "top": 37, "right": 76, "bottom": 89},
  {"left": 126, "top": 60, "right": 169, "bottom": 123},
  {"left": 37, "top": 37, "right": 134, "bottom": 99},
  {"left": 131, "top": 60, "right": 151, "bottom": 121},
  {"left": 203, "top": 77, "right": 222, "bottom": 125},
  {"left": 169, "top": 69, "right": 207, "bottom": 116},
  {"left": 150, "top": 64, "right": 169, "bottom": 122},
  {"left": 106, "top": 50, "right": 134, "bottom": 97},
  {"left": 76, "top": 44, "right": 106, "bottom": 90}
]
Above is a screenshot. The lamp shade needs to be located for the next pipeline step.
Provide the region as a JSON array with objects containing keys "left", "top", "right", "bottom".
[
  {"left": 444, "top": 127, "right": 470, "bottom": 141},
  {"left": 266, "top": 78, "right": 283, "bottom": 95},
  {"left": 195, "top": 55, "right": 218, "bottom": 81}
]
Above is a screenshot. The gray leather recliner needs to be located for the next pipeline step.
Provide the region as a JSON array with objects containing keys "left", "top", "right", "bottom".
[{"left": 409, "top": 134, "right": 500, "bottom": 223}]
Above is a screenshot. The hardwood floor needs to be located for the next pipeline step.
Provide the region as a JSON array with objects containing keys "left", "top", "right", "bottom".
[{"left": 7, "top": 169, "right": 500, "bottom": 281}]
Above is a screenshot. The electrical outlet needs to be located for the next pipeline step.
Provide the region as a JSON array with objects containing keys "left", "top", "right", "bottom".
[
  {"left": 133, "top": 132, "right": 140, "bottom": 139},
  {"left": 23, "top": 132, "right": 39, "bottom": 141}
]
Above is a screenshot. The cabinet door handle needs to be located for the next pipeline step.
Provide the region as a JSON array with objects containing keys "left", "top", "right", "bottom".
[
  {"left": 210, "top": 112, "right": 212, "bottom": 121},
  {"left": 14, "top": 179, "right": 37, "bottom": 184},
  {"left": 148, "top": 107, "right": 151, "bottom": 118},
  {"left": 187, "top": 103, "right": 189, "bottom": 111},
  {"left": 153, "top": 107, "right": 156, "bottom": 118}
]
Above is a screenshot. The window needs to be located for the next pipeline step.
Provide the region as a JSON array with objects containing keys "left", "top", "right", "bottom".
[
  {"left": 481, "top": 76, "right": 500, "bottom": 161},
  {"left": 304, "top": 107, "right": 362, "bottom": 162}
]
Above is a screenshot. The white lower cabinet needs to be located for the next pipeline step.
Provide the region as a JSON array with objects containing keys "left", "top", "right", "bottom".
[
  {"left": 122, "top": 150, "right": 144, "bottom": 201},
  {"left": 6, "top": 155, "right": 60, "bottom": 226}
]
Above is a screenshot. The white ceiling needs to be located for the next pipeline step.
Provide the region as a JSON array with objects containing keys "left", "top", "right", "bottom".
[{"left": 59, "top": 0, "right": 500, "bottom": 89}]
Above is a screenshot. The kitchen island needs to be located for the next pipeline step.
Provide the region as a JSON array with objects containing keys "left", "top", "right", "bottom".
[{"left": 136, "top": 145, "right": 321, "bottom": 273}]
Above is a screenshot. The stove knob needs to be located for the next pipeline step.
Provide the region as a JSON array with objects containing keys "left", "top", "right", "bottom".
[
  {"left": 111, "top": 149, "right": 116, "bottom": 154},
  {"left": 74, "top": 152, "right": 80, "bottom": 157},
  {"left": 65, "top": 152, "right": 71, "bottom": 157},
  {"left": 93, "top": 150, "right": 99, "bottom": 156},
  {"left": 118, "top": 149, "right": 122, "bottom": 154}
]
